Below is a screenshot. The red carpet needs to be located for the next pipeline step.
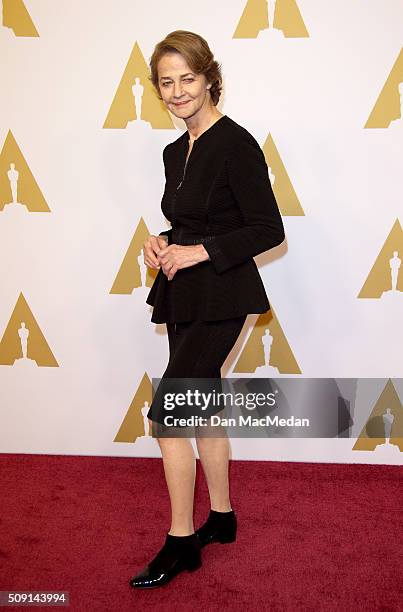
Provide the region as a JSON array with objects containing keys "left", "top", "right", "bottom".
[{"left": 0, "top": 454, "right": 401, "bottom": 611}]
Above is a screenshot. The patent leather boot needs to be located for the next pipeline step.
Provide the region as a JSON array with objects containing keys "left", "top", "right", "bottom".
[
  {"left": 195, "top": 509, "right": 237, "bottom": 548},
  {"left": 129, "top": 532, "right": 202, "bottom": 589}
]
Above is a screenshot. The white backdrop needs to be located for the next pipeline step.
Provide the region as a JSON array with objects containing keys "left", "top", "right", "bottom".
[{"left": 0, "top": 1, "right": 402, "bottom": 464}]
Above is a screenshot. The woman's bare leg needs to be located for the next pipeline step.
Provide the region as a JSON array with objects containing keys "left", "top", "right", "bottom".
[
  {"left": 194, "top": 427, "right": 232, "bottom": 512},
  {"left": 150, "top": 419, "right": 196, "bottom": 536}
]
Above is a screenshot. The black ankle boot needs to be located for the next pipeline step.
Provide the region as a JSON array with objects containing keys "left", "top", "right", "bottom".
[
  {"left": 195, "top": 509, "right": 237, "bottom": 548},
  {"left": 129, "top": 532, "right": 202, "bottom": 589}
]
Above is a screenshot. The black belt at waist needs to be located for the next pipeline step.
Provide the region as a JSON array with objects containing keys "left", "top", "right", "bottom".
[{"left": 172, "top": 234, "right": 216, "bottom": 246}]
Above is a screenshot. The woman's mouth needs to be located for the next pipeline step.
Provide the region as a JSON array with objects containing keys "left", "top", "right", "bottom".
[{"left": 174, "top": 101, "right": 190, "bottom": 106}]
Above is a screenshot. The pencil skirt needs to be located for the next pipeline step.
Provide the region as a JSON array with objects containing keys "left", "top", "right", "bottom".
[{"left": 147, "top": 315, "right": 247, "bottom": 425}]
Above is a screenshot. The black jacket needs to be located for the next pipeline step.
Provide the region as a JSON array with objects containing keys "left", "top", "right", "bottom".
[{"left": 146, "top": 114, "right": 285, "bottom": 323}]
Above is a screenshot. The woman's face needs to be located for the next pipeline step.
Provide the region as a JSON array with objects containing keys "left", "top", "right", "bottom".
[{"left": 157, "top": 52, "right": 211, "bottom": 119}]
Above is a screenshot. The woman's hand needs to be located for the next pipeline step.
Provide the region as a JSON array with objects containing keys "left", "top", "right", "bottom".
[
  {"left": 143, "top": 235, "right": 169, "bottom": 270},
  {"left": 157, "top": 244, "right": 210, "bottom": 281}
]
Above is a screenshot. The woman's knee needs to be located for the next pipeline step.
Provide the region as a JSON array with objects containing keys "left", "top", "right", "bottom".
[{"left": 194, "top": 424, "right": 229, "bottom": 441}]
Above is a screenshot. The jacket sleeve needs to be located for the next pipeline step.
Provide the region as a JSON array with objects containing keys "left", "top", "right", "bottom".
[
  {"left": 203, "top": 135, "right": 285, "bottom": 274},
  {"left": 157, "top": 145, "right": 172, "bottom": 245}
]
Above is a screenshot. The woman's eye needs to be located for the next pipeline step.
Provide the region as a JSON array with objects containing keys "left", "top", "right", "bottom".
[{"left": 161, "top": 79, "right": 194, "bottom": 87}]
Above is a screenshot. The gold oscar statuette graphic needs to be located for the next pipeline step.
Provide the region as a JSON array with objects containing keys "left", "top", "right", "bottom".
[
  {"left": 262, "top": 133, "right": 304, "bottom": 216},
  {"left": 114, "top": 373, "right": 154, "bottom": 442},
  {"left": 365, "top": 48, "right": 403, "bottom": 128},
  {"left": 2, "top": 0, "right": 39, "bottom": 37},
  {"left": 0, "top": 130, "right": 50, "bottom": 213},
  {"left": 353, "top": 379, "right": 402, "bottom": 452},
  {"left": 233, "top": 308, "right": 301, "bottom": 374},
  {"left": 0, "top": 293, "right": 58, "bottom": 367},
  {"left": 358, "top": 219, "right": 403, "bottom": 299},
  {"left": 233, "top": 0, "right": 309, "bottom": 39},
  {"left": 103, "top": 42, "right": 175, "bottom": 129},
  {"left": 110, "top": 217, "right": 159, "bottom": 294}
]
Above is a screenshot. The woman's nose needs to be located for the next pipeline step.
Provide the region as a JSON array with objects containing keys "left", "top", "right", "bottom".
[{"left": 173, "top": 81, "right": 184, "bottom": 97}]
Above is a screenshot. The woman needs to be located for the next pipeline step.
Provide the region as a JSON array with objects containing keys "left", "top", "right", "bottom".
[{"left": 129, "top": 30, "right": 285, "bottom": 589}]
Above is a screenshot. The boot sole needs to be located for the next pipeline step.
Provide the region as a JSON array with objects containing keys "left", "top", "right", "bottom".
[
  {"left": 198, "top": 533, "right": 237, "bottom": 547},
  {"left": 129, "top": 557, "right": 202, "bottom": 588}
]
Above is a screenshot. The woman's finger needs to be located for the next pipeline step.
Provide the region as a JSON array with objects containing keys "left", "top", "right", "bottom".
[{"left": 143, "top": 237, "right": 162, "bottom": 267}]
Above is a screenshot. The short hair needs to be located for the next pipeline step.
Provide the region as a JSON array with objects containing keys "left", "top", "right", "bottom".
[{"left": 149, "top": 30, "right": 223, "bottom": 106}]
